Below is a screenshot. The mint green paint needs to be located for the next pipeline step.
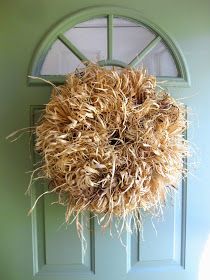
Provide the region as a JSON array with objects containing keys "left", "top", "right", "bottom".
[
  {"left": 1, "top": 1, "right": 210, "bottom": 280},
  {"left": 98, "top": 59, "right": 128, "bottom": 68}
]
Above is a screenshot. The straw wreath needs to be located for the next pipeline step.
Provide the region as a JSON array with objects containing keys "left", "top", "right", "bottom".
[{"left": 34, "top": 64, "right": 188, "bottom": 231}]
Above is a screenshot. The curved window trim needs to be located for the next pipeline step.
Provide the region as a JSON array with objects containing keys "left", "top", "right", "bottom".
[{"left": 28, "top": 6, "right": 190, "bottom": 87}]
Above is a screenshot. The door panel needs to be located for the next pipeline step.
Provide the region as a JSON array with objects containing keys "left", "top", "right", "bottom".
[{"left": 32, "top": 187, "right": 95, "bottom": 279}]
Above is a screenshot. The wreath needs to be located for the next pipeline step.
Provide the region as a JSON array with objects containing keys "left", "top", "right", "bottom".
[{"left": 33, "top": 64, "right": 188, "bottom": 231}]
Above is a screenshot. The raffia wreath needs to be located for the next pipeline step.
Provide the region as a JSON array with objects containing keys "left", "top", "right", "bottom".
[{"left": 32, "top": 64, "right": 188, "bottom": 231}]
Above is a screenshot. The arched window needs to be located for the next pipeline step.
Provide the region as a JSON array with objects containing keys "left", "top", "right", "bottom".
[{"left": 29, "top": 7, "right": 189, "bottom": 86}]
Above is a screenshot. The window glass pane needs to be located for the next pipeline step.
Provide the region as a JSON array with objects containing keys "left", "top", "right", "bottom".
[
  {"left": 64, "top": 18, "right": 107, "bottom": 62},
  {"left": 41, "top": 18, "right": 107, "bottom": 75},
  {"left": 137, "top": 41, "right": 178, "bottom": 77},
  {"left": 41, "top": 40, "right": 83, "bottom": 75},
  {"left": 113, "top": 17, "right": 155, "bottom": 64}
]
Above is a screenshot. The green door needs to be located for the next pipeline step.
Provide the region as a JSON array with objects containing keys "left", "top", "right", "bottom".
[{"left": 1, "top": 2, "right": 210, "bottom": 280}]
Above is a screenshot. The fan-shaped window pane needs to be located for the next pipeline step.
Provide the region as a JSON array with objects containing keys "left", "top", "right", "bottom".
[
  {"left": 41, "top": 40, "right": 83, "bottom": 75},
  {"left": 41, "top": 18, "right": 107, "bottom": 75},
  {"left": 137, "top": 41, "right": 178, "bottom": 77},
  {"left": 64, "top": 18, "right": 107, "bottom": 62},
  {"left": 112, "top": 17, "right": 155, "bottom": 64}
]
